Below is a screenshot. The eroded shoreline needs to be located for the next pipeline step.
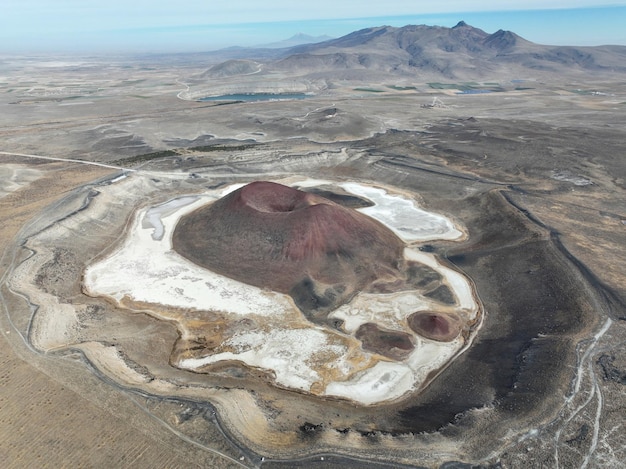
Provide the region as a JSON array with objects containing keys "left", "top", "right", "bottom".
[{"left": 3, "top": 144, "right": 609, "bottom": 466}]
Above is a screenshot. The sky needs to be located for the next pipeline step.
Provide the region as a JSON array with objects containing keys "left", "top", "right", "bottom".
[{"left": 1, "top": 1, "right": 625, "bottom": 54}]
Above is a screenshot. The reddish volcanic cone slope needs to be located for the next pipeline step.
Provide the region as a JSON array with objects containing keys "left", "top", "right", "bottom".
[
  {"left": 407, "top": 311, "right": 464, "bottom": 342},
  {"left": 172, "top": 181, "right": 405, "bottom": 322}
]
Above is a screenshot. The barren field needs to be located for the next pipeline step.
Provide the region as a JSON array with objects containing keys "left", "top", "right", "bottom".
[{"left": 1, "top": 56, "right": 625, "bottom": 468}]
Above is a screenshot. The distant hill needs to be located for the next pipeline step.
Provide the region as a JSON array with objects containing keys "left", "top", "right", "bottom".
[
  {"left": 261, "top": 33, "right": 335, "bottom": 49},
  {"left": 199, "top": 59, "right": 261, "bottom": 78}
]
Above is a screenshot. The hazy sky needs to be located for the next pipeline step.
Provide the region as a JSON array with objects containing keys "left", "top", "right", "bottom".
[{"left": 2, "top": 1, "right": 625, "bottom": 54}]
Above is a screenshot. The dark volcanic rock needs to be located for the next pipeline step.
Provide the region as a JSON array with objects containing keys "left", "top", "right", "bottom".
[
  {"left": 172, "top": 181, "right": 405, "bottom": 321},
  {"left": 355, "top": 323, "right": 415, "bottom": 360}
]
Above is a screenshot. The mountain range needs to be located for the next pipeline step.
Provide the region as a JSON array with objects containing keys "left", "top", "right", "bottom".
[{"left": 199, "top": 21, "right": 626, "bottom": 81}]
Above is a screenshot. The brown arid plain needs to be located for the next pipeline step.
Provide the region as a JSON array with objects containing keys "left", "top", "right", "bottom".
[{"left": 1, "top": 23, "right": 626, "bottom": 468}]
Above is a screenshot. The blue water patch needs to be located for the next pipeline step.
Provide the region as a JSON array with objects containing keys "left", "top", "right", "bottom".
[{"left": 200, "top": 93, "right": 309, "bottom": 102}]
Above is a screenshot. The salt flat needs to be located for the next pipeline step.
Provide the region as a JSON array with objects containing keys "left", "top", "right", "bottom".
[{"left": 81, "top": 177, "right": 480, "bottom": 405}]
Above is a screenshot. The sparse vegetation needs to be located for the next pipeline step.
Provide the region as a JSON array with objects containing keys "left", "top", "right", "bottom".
[
  {"left": 428, "top": 82, "right": 468, "bottom": 90},
  {"left": 112, "top": 150, "right": 180, "bottom": 165},
  {"left": 187, "top": 143, "right": 257, "bottom": 152},
  {"left": 112, "top": 143, "right": 259, "bottom": 166},
  {"left": 428, "top": 82, "right": 507, "bottom": 93}
]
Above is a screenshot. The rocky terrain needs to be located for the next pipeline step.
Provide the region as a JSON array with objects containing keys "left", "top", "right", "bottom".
[{"left": 1, "top": 23, "right": 625, "bottom": 468}]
